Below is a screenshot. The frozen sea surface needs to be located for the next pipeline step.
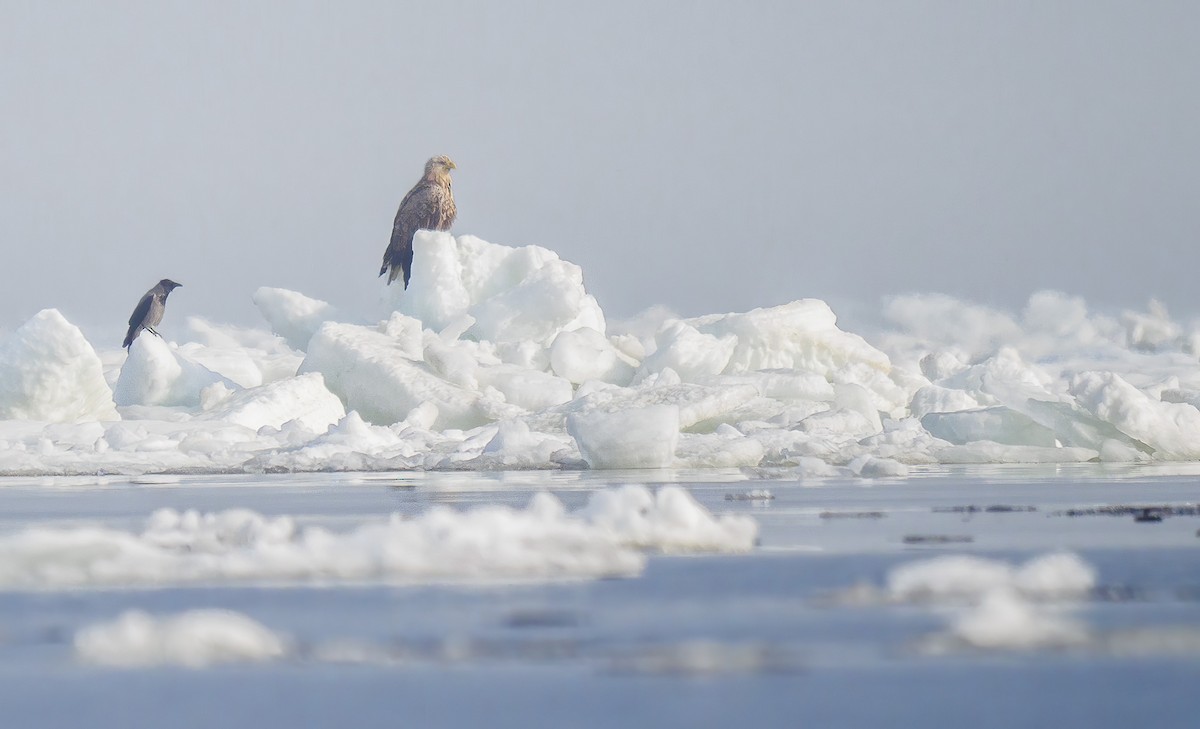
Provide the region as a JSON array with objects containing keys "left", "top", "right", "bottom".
[{"left": 0, "top": 465, "right": 1196, "bottom": 728}]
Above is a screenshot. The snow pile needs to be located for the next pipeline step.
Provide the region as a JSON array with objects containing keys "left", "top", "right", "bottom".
[
  {"left": 199, "top": 373, "right": 345, "bottom": 432},
  {"left": 75, "top": 609, "right": 289, "bottom": 668},
  {"left": 176, "top": 316, "right": 303, "bottom": 388},
  {"left": 114, "top": 334, "right": 233, "bottom": 408},
  {"left": 0, "top": 309, "right": 117, "bottom": 422},
  {"left": 0, "top": 486, "right": 755, "bottom": 588},
  {"left": 300, "top": 321, "right": 521, "bottom": 429},
  {"left": 875, "top": 290, "right": 1200, "bottom": 463}
]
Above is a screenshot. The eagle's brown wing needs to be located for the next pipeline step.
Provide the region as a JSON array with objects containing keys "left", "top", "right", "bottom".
[{"left": 380, "top": 180, "right": 456, "bottom": 288}]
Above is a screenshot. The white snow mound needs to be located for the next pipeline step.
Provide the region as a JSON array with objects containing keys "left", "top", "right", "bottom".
[
  {"left": 0, "top": 309, "right": 117, "bottom": 422},
  {"left": 391, "top": 232, "right": 606, "bottom": 345},
  {"left": 200, "top": 372, "right": 345, "bottom": 432},
  {"left": 114, "top": 334, "right": 233, "bottom": 408}
]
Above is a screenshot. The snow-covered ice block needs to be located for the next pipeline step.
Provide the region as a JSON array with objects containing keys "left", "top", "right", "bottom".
[
  {"left": 636, "top": 320, "right": 737, "bottom": 381},
  {"left": 0, "top": 309, "right": 118, "bottom": 422},
  {"left": 75, "top": 610, "right": 289, "bottom": 668},
  {"left": 177, "top": 317, "right": 303, "bottom": 387},
  {"left": 675, "top": 431, "right": 766, "bottom": 469},
  {"left": 690, "top": 299, "right": 891, "bottom": 376},
  {"left": 694, "top": 370, "right": 836, "bottom": 403},
  {"left": 248, "top": 411, "right": 418, "bottom": 472},
  {"left": 938, "top": 347, "right": 1055, "bottom": 404},
  {"left": 796, "top": 407, "right": 882, "bottom": 439},
  {"left": 919, "top": 351, "right": 969, "bottom": 382},
  {"left": 476, "top": 420, "right": 577, "bottom": 469},
  {"left": 300, "top": 321, "right": 520, "bottom": 428},
  {"left": 200, "top": 373, "right": 345, "bottom": 432},
  {"left": 562, "top": 374, "right": 760, "bottom": 432},
  {"left": 921, "top": 407, "right": 1058, "bottom": 447},
  {"left": 848, "top": 455, "right": 909, "bottom": 477},
  {"left": 253, "top": 287, "right": 341, "bottom": 352},
  {"left": 909, "top": 385, "right": 983, "bottom": 419},
  {"left": 1070, "top": 371, "right": 1200, "bottom": 459},
  {"left": 1018, "top": 399, "right": 1151, "bottom": 454},
  {"left": 476, "top": 364, "right": 574, "bottom": 412},
  {"left": 935, "top": 442, "right": 1098, "bottom": 464},
  {"left": 114, "top": 334, "right": 234, "bottom": 408},
  {"left": 391, "top": 232, "right": 606, "bottom": 346},
  {"left": 550, "top": 326, "right": 636, "bottom": 385},
  {"left": 567, "top": 405, "right": 680, "bottom": 469}
]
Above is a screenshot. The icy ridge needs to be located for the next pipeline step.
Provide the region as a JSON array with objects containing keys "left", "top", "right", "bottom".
[{"left": 1, "top": 235, "right": 1199, "bottom": 474}]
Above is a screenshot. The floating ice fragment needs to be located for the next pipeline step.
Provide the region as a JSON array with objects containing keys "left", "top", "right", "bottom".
[
  {"left": 945, "top": 589, "right": 1090, "bottom": 651},
  {"left": 848, "top": 455, "right": 908, "bottom": 478},
  {"left": 75, "top": 609, "right": 289, "bottom": 668},
  {"left": 887, "top": 552, "right": 1095, "bottom": 602},
  {"left": 578, "top": 484, "right": 757, "bottom": 552},
  {"left": 0, "top": 485, "right": 754, "bottom": 588}
]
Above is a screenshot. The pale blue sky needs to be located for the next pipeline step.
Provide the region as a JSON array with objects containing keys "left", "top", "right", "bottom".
[{"left": 2, "top": 1, "right": 1197, "bottom": 342}]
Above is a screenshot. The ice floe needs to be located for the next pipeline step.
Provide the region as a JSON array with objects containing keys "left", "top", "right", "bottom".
[
  {"left": 886, "top": 552, "right": 1096, "bottom": 602},
  {"left": 834, "top": 552, "right": 1100, "bottom": 653},
  {"left": 1, "top": 233, "right": 1200, "bottom": 475},
  {"left": 0, "top": 485, "right": 755, "bottom": 588},
  {"left": 75, "top": 609, "right": 289, "bottom": 668},
  {"left": 938, "top": 589, "right": 1091, "bottom": 652}
]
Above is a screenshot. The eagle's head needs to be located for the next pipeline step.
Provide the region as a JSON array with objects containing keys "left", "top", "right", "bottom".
[{"left": 425, "top": 155, "right": 457, "bottom": 176}]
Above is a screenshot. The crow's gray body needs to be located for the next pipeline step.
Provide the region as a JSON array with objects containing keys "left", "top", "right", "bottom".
[{"left": 123, "top": 279, "right": 181, "bottom": 348}]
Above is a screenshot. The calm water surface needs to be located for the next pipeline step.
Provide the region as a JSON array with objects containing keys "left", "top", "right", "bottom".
[{"left": 0, "top": 464, "right": 1196, "bottom": 728}]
